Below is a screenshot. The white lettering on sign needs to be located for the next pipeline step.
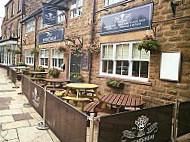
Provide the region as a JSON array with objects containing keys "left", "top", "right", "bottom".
[
  {"left": 32, "top": 88, "right": 40, "bottom": 108},
  {"left": 121, "top": 115, "right": 158, "bottom": 142}
]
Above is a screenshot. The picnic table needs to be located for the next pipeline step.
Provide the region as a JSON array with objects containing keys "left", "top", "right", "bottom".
[
  {"left": 99, "top": 94, "right": 144, "bottom": 113},
  {"left": 28, "top": 71, "right": 48, "bottom": 78},
  {"left": 63, "top": 83, "right": 99, "bottom": 111},
  {"left": 44, "top": 78, "right": 70, "bottom": 88},
  {"left": 10, "top": 66, "right": 30, "bottom": 73}
]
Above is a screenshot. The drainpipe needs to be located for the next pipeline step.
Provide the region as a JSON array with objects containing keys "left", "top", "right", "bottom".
[
  {"left": 20, "top": 0, "right": 25, "bottom": 63},
  {"left": 34, "top": 16, "right": 38, "bottom": 70},
  {"left": 88, "top": 0, "right": 96, "bottom": 83}
]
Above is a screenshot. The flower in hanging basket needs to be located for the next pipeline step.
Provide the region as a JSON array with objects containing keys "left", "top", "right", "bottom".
[
  {"left": 13, "top": 50, "right": 21, "bottom": 54},
  {"left": 86, "top": 42, "right": 100, "bottom": 54},
  {"left": 106, "top": 77, "right": 124, "bottom": 89},
  {"left": 68, "top": 43, "right": 83, "bottom": 56},
  {"left": 138, "top": 35, "right": 159, "bottom": 53},
  {"left": 7, "top": 48, "right": 12, "bottom": 52},
  {"left": 58, "top": 46, "right": 66, "bottom": 53},
  {"left": 31, "top": 49, "right": 39, "bottom": 55}
]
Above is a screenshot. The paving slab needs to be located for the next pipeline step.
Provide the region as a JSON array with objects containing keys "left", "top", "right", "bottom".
[
  {"left": 0, "top": 109, "right": 23, "bottom": 116},
  {"left": 17, "top": 126, "right": 53, "bottom": 142},
  {"left": 2, "top": 120, "right": 30, "bottom": 130},
  {"left": 0, "top": 129, "right": 18, "bottom": 141},
  {"left": 0, "top": 115, "right": 14, "bottom": 124}
]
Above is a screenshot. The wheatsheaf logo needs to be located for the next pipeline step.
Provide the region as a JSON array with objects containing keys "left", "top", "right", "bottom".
[
  {"left": 32, "top": 88, "right": 40, "bottom": 108},
  {"left": 121, "top": 115, "right": 158, "bottom": 142},
  {"left": 45, "top": 12, "right": 56, "bottom": 22}
]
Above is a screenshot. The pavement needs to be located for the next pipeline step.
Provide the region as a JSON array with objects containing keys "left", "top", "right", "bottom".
[{"left": 0, "top": 68, "right": 60, "bottom": 142}]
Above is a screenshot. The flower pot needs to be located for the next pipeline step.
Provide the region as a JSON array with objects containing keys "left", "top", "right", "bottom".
[{"left": 107, "top": 83, "right": 124, "bottom": 89}]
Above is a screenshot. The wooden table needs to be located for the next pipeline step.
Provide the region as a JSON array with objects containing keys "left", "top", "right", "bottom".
[
  {"left": 28, "top": 71, "right": 48, "bottom": 78},
  {"left": 65, "top": 83, "right": 99, "bottom": 98},
  {"left": 44, "top": 78, "right": 70, "bottom": 88},
  {"left": 63, "top": 83, "right": 99, "bottom": 111},
  {"left": 10, "top": 66, "right": 30, "bottom": 73},
  {"left": 100, "top": 94, "right": 144, "bottom": 113}
]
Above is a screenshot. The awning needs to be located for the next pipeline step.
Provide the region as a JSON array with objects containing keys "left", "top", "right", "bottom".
[{"left": 0, "top": 38, "right": 18, "bottom": 46}]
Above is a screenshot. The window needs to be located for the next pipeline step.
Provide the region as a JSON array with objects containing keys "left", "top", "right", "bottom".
[
  {"left": 39, "top": 49, "right": 49, "bottom": 67},
  {"left": 105, "top": 0, "right": 123, "bottom": 6},
  {"left": 18, "top": 0, "right": 22, "bottom": 11},
  {"left": 51, "top": 48, "right": 64, "bottom": 69},
  {"left": 25, "top": 50, "right": 34, "bottom": 65},
  {"left": 70, "top": 0, "right": 83, "bottom": 18},
  {"left": 100, "top": 42, "right": 150, "bottom": 82},
  {"left": 10, "top": 24, "right": 14, "bottom": 38},
  {"left": 57, "top": 10, "right": 65, "bottom": 23},
  {"left": 26, "top": 20, "right": 35, "bottom": 33},
  {"left": 6, "top": 7, "right": 9, "bottom": 20},
  {"left": 12, "top": 2, "right": 15, "bottom": 16}
]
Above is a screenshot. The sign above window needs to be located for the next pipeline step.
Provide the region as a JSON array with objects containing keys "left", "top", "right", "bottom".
[
  {"left": 42, "top": 7, "right": 58, "bottom": 25},
  {"left": 100, "top": 3, "right": 153, "bottom": 35},
  {"left": 39, "top": 28, "right": 64, "bottom": 44}
]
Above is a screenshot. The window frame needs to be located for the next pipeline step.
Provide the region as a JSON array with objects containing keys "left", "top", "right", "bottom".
[
  {"left": 26, "top": 19, "right": 35, "bottom": 33},
  {"left": 99, "top": 41, "right": 150, "bottom": 82},
  {"left": 39, "top": 49, "right": 49, "bottom": 68},
  {"left": 70, "top": 0, "right": 83, "bottom": 18},
  {"left": 25, "top": 50, "right": 34, "bottom": 66},
  {"left": 50, "top": 48, "right": 64, "bottom": 69}
]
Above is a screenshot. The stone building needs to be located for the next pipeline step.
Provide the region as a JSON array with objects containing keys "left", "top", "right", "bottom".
[
  {"left": 2, "top": 0, "right": 190, "bottom": 106},
  {"left": 0, "top": 0, "right": 23, "bottom": 65}
]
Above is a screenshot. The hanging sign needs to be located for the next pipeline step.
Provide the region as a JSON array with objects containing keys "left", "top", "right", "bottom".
[
  {"left": 100, "top": 3, "right": 153, "bottom": 35},
  {"left": 42, "top": 7, "right": 57, "bottom": 25},
  {"left": 39, "top": 28, "right": 64, "bottom": 44}
]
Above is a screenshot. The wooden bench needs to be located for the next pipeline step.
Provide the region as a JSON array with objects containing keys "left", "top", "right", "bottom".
[
  {"left": 62, "top": 96, "right": 91, "bottom": 111},
  {"left": 47, "top": 88, "right": 65, "bottom": 93},
  {"left": 83, "top": 100, "right": 99, "bottom": 115}
]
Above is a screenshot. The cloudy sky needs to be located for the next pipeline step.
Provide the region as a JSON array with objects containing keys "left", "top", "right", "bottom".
[{"left": 0, "top": 0, "right": 9, "bottom": 36}]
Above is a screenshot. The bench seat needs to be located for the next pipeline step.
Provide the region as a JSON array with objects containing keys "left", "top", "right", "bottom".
[{"left": 62, "top": 96, "right": 91, "bottom": 102}]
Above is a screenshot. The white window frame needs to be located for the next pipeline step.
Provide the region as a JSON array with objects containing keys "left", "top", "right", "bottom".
[
  {"left": 99, "top": 41, "right": 150, "bottom": 82},
  {"left": 39, "top": 49, "right": 49, "bottom": 68},
  {"left": 105, "top": 0, "right": 123, "bottom": 6},
  {"left": 26, "top": 20, "right": 35, "bottom": 33},
  {"left": 51, "top": 48, "right": 64, "bottom": 69},
  {"left": 12, "top": 2, "right": 15, "bottom": 16},
  {"left": 25, "top": 50, "right": 34, "bottom": 66},
  {"left": 70, "top": 0, "right": 83, "bottom": 18}
]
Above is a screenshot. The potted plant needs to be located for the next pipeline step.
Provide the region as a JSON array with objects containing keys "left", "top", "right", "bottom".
[
  {"left": 86, "top": 42, "right": 100, "bottom": 54},
  {"left": 36, "top": 66, "right": 45, "bottom": 72},
  {"left": 70, "top": 72, "right": 83, "bottom": 82},
  {"left": 106, "top": 77, "right": 124, "bottom": 89},
  {"left": 17, "top": 62, "right": 26, "bottom": 66},
  {"left": 48, "top": 68, "right": 60, "bottom": 78},
  {"left": 7, "top": 48, "right": 12, "bottom": 52},
  {"left": 138, "top": 35, "right": 159, "bottom": 53},
  {"left": 31, "top": 49, "right": 39, "bottom": 55}
]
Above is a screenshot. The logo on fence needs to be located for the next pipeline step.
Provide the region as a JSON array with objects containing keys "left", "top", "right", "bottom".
[
  {"left": 32, "top": 88, "right": 40, "bottom": 108},
  {"left": 121, "top": 115, "right": 158, "bottom": 142}
]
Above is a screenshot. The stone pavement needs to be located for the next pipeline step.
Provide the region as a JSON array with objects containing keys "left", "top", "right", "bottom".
[{"left": 0, "top": 68, "right": 60, "bottom": 142}]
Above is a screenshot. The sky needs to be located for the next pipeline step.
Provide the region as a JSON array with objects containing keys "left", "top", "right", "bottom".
[{"left": 0, "top": 0, "right": 9, "bottom": 36}]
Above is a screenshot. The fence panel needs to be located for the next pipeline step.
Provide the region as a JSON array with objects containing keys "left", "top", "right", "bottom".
[
  {"left": 45, "top": 92, "right": 87, "bottom": 142},
  {"left": 98, "top": 104, "right": 174, "bottom": 142},
  {"left": 28, "top": 81, "right": 45, "bottom": 117},
  {"left": 177, "top": 101, "right": 190, "bottom": 137},
  {"left": 10, "top": 69, "right": 16, "bottom": 84},
  {"left": 21, "top": 75, "right": 31, "bottom": 99}
]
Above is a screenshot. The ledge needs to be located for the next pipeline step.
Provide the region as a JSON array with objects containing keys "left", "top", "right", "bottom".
[{"left": 97, "top": 75, "right": 152, "bottom": 86}]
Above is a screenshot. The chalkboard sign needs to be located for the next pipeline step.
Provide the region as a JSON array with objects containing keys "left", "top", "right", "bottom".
[
  {"left": 101, "top": 3, "right": 153, "bottom": 35},
  {"left": 160, "top": 52, "right": 181, "bottom": 82},
  {"left": 81, "top": 53, "right": 89, "bottom": 70}
]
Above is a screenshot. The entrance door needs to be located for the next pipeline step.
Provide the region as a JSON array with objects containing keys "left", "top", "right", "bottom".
[{"left": 69, "top": 54, "right": 81, "bottom": 81}]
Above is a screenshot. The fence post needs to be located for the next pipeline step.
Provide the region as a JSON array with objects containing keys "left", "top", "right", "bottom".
[
  {"left": 172, "top": 99, "right": 179, "bottom": 141},
  {"left": 36, "top": 86, "right": 49, "bottom": 130},
  {"left": 89, "top": 113, "right": 95, "bottom": 142}
]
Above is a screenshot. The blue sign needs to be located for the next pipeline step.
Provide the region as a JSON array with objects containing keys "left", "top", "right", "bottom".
[
  {"left": 39, "top": 28, "right": 64, "bottom": 44},
  {"left": 101, "top": 3, "right": 153, "bottom": 35},
  {"left": 42, "top": 7, "right": 57, "bottom": 25}
]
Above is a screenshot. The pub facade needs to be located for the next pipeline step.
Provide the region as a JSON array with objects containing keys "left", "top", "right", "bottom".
[{"left": 2, "top": 0, "right": 190, "bottom": 106}]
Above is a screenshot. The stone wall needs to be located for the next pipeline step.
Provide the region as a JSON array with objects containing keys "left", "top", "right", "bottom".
[{"left": 90, "top": 0, "right": 190, "bottom": 107}]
